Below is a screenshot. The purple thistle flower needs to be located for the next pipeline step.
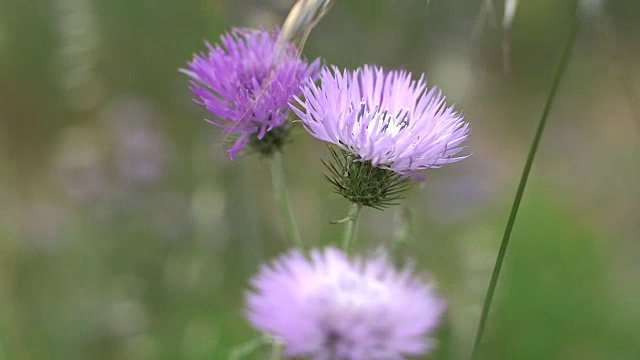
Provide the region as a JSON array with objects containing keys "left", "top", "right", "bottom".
[
  {"left": 182, "top": 28, "right": 320, "bottom": 159},
  {"left": 246, "top": 247, "right": 446, "bottom": 359},
  {"left": 292, "top": 65, "right": 470, "bottom": 174}
]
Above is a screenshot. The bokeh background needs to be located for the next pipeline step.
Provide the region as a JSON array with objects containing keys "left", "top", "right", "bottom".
[{"left": 1, "top": 0, "right": 639, "bottom": 359}]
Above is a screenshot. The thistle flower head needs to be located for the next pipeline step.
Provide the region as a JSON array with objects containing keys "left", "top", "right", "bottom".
[
  {"left": 292, "top": 65, "right": 470, "bottom": 174},
  {"left": 246, "top": 247, "right": 446, "bottom": 360},
  {"left": 182, "top": 28, "right": 320, "bottom": 158}
]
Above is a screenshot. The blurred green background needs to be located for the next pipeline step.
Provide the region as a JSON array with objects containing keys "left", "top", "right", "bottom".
[{"left": 1, "top": 0, "right": 639, "bottom": 359}]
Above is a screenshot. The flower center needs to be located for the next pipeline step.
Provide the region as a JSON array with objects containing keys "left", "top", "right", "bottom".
[
  {"left": 236, "top": 66, "right": 273, "bottom": 99},
  {"left": 357, "top": 101, "right": 411, "bottom": 137},
  {"left": 332, "top": 272, "right": 388, "bottom": 315}
]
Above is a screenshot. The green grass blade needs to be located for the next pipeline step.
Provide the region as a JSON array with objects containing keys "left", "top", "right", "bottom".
[{"left": 469, "top": 6, "right": 581, "bottom": 360}]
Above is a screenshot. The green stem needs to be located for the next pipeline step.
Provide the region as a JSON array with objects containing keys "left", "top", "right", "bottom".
[
  {"left": 229, "top": 336, "right": 268, "bottom": 360},
  {"left": 270, "top": 151, "right": 303, "bottom": 250},
  {"left": 469, "top": 8, "right": 581, "bottom": 360},
  {"left": 341, "top": 202, "right": 362, "bottom": 253},
  {"left": 269, "top": 340, "right": 283, "bottom": 360}
]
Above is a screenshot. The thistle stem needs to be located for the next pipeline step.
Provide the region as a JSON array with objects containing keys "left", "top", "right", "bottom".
[
  {"left": 341, "top": 202, "right": 362, "bottom": 253},
  {"left": 270, "top": 151, "right": 303, "bottom": 250},
  {"left": 229, "top": 336, "right": 268, "bottom": 360},
  {"left": 269, "top": 340, "right": 283, "bottom": 360},
  {"left": 469, "top": 7, "right": 580, "bottom": 360}
]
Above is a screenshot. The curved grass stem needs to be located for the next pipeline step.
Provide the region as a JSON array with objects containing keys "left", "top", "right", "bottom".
[{"left": 469, "top": 7, "right": 581, "bottom": 360}]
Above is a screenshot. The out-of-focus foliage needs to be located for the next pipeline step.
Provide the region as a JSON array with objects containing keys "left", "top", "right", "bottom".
[{"left": 0, "top": 0, "right": 639, "bottom": 359}]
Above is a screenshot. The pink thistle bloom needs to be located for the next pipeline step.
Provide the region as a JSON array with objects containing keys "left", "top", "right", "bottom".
[
  {"left": 246, "top": 247, "right": 446, "bottom": 360},
  {"left": 182, "top": 28, "right": 320, "bottom": 159},
  {"left": 293, "top": 66, "right": 470, "bottom": 174}
]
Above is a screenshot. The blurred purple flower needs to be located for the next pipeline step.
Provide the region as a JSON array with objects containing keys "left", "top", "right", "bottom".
[
  {"left": 182, "top": 28, "right": 320, "bottom": 159},
  {"left": 293, "top": 66, "right": 470, "bottom": 174},
  {"left": 246, "top": 247, "right": 446, "bottom": 360},
  {"left": 113, "top": 123, "right": 169, "bottom": 186},
  {"left": 100, "top": 97, "right": 172, "bottom": 187}
]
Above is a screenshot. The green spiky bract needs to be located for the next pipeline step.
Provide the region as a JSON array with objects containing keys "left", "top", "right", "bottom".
[
  {"left": 247, "top": 123, "right": 292, "bottom": 158},
  {"left": 322, "top": 147, "right": 413, "bottom": 210}
]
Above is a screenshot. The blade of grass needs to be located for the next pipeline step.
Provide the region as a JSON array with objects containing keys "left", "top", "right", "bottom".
[{"left": 469, "top": 6, "right": 581, "bottom": 359}]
